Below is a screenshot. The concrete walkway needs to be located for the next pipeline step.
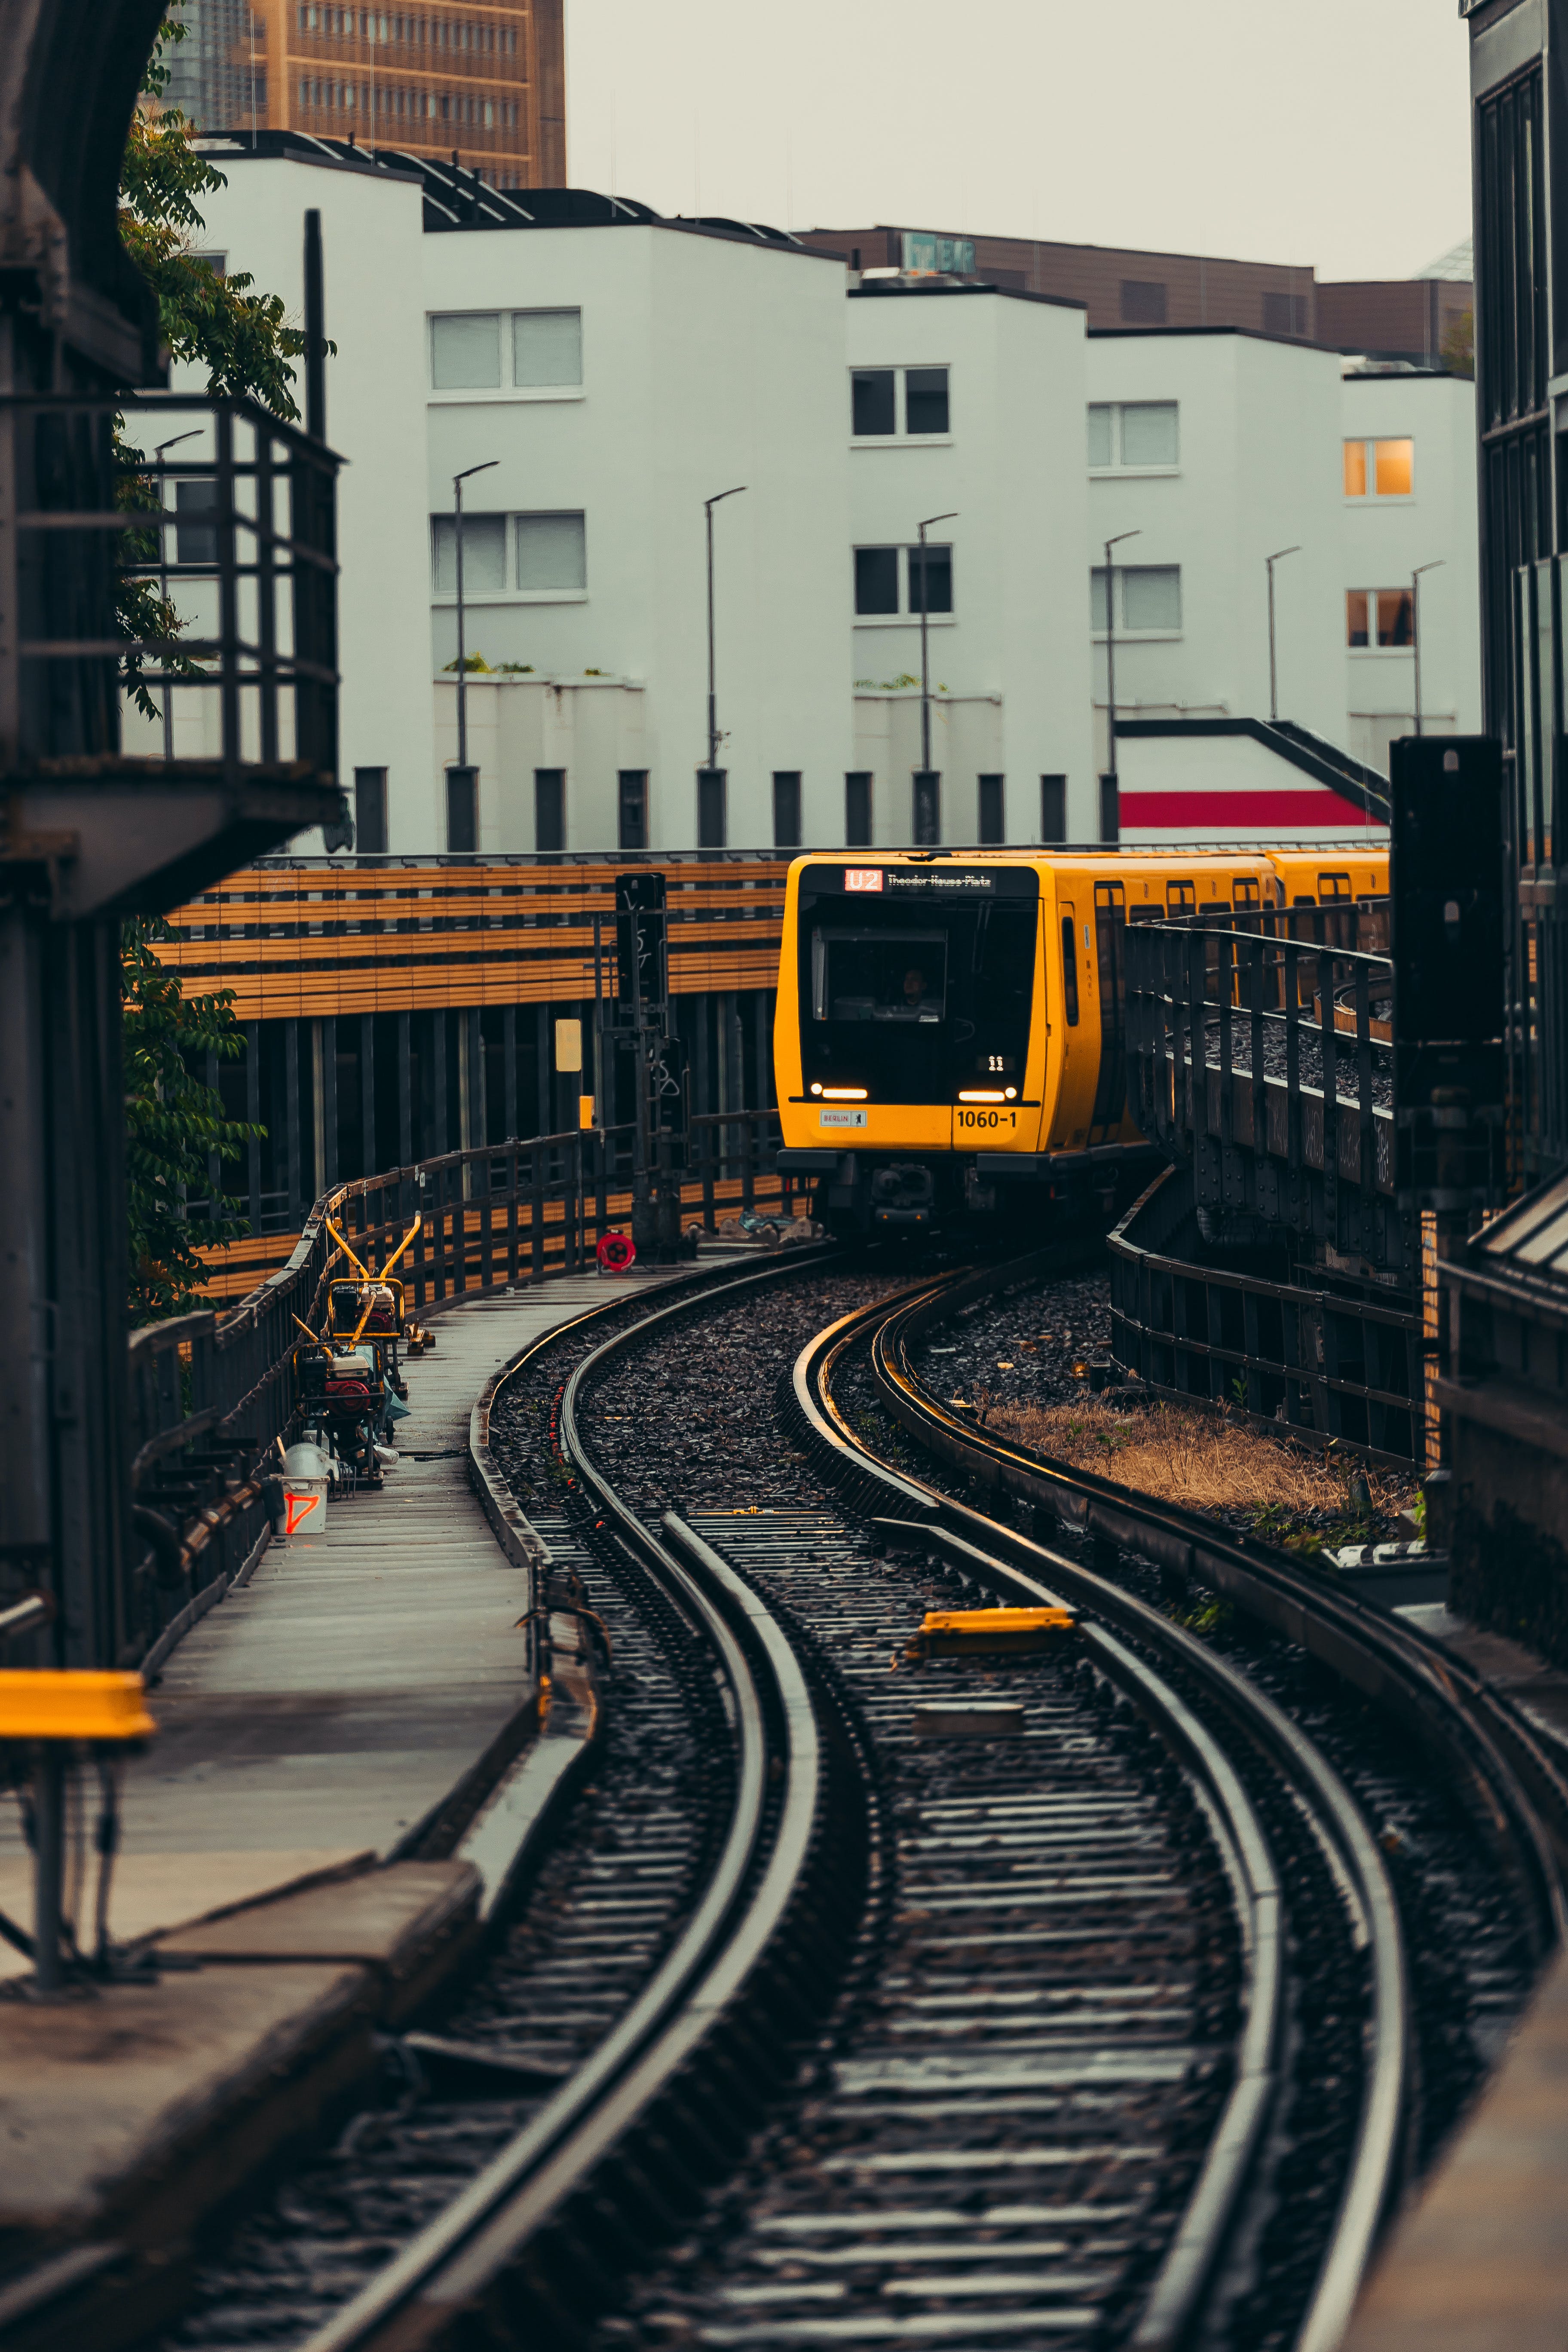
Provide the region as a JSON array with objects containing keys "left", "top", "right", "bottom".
[{"left": 0, "top": 1262, "right": 732, "bottom": 1965}]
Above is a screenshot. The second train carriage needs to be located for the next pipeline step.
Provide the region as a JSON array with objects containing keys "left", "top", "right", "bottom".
[{"left": 773, "top": 844, "right": 1388, "bottom": 1237}]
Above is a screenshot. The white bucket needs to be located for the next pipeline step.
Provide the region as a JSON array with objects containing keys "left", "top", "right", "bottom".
[{"left": 277, "top": 1441, "right": 333, "bottom": 1539}]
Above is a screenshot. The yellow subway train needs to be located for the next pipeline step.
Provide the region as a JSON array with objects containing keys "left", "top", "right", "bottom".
[{"left": 773, "top": 844, "right": 1388, "bottom": 1235}]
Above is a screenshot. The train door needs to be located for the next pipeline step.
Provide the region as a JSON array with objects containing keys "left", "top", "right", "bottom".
[{"left": 1088, "top": 880, "right": 1127, "bottom": 1141}]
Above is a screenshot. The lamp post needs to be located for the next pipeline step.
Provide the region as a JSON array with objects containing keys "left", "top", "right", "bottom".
[
  {"left": 1102, "top": 527, "right": 1140, "bottom": 830},
  {"left": 1265, "top": 544, "right": 1302, "bottom": 723},
  {"left": 917, "top": 511, "right": 958, "bottom": 782},
  {"left": 704, "top": 484, "right": 747, "bottom": 771},
  {"left": 451, "top": 459, "right": 498, "bottom": 774},
  {"left": 153, "top": 427, "right": 199, "bottom": 761},
  {"left": 1412, "top": 559, "right": 1445, "bottom": 736}
]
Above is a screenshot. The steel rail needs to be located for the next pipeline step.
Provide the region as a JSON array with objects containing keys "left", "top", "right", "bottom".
[
  {"left": 298, "top": 1245, "right": 851, "bottom": 2352},
  {"left": 784, "top": 1280, "right": 1413, "bottom": 2352},
  {"left": 871, "top": 1261, "right": 1568, "bottom": 1957}
]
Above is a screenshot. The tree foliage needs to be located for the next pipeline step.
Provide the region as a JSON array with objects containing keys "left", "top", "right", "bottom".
[
  {"left": 122, "top": 918, "right": 261, "bottom": 1323},
  {"left": 1441, "top": 306, "right": 1475, "bottom": 381},
  {"left": 119, "top": 21, "right": 305, "bottom": 1320}
]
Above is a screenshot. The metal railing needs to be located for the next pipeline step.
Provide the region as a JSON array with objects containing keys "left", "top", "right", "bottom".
[
  {"left": 1124, "top": 900, "right": 1406, "bottom": 1278},
  {"left": 3, "top": 389, "right": 340, "bottom": 778},
  {"left": 1109, "top": 1166, "right": 1424, "bottom": 1467},
  {"left": 122, "top": 1107, "right": 791, "bottom": 1666}
]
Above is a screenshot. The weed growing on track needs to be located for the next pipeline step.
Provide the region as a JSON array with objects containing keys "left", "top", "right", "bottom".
[{"left": 983, "top": 1393, "right": 1415, "bottom": 1543}]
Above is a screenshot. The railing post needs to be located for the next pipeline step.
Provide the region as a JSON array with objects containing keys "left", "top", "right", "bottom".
[
  {"left": 507, "top": 1146, "right": 519, "bottom": 1287},
  {"left": 530, "top": 1142, "right": 545, "bottom": 1282}
]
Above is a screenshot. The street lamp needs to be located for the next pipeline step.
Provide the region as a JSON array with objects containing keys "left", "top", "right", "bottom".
[
  {"left": 1102, "top": 528, "right": 1140, "bottom": 836},
  {"left": 153, "top": 427, "right": 199, "bottom": 760},
  {"left": 1265, "top": 545, "right": 1302, "bottom": 723},
  {"left": 1412, "top": 559, "right": 1445, "bottom": 736},
  {"left": 916, "top": 511, "right": 958, "bottom": 840},
  {"left": 704, "top": 484, "right": 747, "bottom": 771},
  {"left": 451, "top": 458, "right": 498, "bottom": 774}
]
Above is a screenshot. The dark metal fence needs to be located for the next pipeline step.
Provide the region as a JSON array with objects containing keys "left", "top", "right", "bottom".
[
  {"left": 1115, "top": 901, "right": 1426, "bottom": 1466},
  {"left": 122, "top": 1107, "right": 789, "bottom": 1667},
  {"left": 4, "top": 388, "right": 340, "bottom": 781},
  {"left": 1124, "top": 900, "right": 1406, "bottom": 1277}
]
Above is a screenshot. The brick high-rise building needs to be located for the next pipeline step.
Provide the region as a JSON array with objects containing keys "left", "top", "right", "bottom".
[{"left": 163, "top": 0, "right": 565, "bottom": 187}]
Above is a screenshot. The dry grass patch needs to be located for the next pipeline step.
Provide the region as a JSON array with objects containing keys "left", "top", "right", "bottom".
[{"left": 981, "top": 1393, "right": 1410, "bottom": 1522}]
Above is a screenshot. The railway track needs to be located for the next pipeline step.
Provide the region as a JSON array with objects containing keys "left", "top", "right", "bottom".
[{"left": 155, "top": 1246, "right": 1568, "bottom": 2352}]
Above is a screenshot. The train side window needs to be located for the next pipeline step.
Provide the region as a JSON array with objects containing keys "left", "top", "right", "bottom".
[
  {"left": 1318, "top": 872, "right": 1351, "bottom": 899},
  {"left": 1060, "top": 914, "right": 1079, "bottom": 1026},
  {"left": 1232, "top": 878, "right": 1261, "bottom": 909},
  {"left": 1292, "top": 894, "right": 1316, "bottom": 906},
  {"left": 1167, "top": 879, "right": 1195, "bottom": 914}
]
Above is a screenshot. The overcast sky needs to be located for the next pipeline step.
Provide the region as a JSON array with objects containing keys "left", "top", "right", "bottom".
[{"left": 564, "top": 0, "right": 1472, "bottom": 283}]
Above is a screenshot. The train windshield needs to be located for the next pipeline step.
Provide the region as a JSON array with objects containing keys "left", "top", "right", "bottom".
[
  {"left": 796, "top": 866, "right": 1038, "bottom": 1102},
  {"left": 812, "top": 929, "right": 947, "bottom": 1023}
]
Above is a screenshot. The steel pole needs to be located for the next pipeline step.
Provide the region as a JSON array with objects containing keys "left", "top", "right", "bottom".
[
  {"left": 919, "top": 521, "right": 931, "bottom": 774},
  {"left": 31, "top": 1754, "right": 66, "bottom": 1996},
  {"left": 455, "top": 475, "right": 467, "bottom": 772},
  {"left": 1105, "top": 545, "right": 1117, "bottom": 789},
  {"left": 1268, "top": 557, "right": 1278, "bottom": 722},
  {"left": 1413, "top": 570, "right": 1423, "bottom": 737},
  {"left": 706, "top": 499, "right": 717, "bottom": 771}
]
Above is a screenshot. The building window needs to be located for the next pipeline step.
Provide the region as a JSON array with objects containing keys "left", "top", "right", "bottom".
[
  {"left": 431, "top": 311, "right": 501, "bottom": 389},
  {"left": 1262, "top": 290, "right": 1309, "bottom": 336},
  {"left": 514, "top": 309, "right": 582, "bottom": 387},
  {"left": 905, "top": 367, "right": 949, "bottom": 434},
  {"left": 1090, "top": 564, "right": 1182, "bottom": 633},
  {"left": 851, "top": 369, "right": 896, "bottom": 435},
  {"left": 1040, "top": 775, "right": 1067, "bottom": 844},
  {"left": 913, "top": 771, "right": 940, "bottom": 846},
  {"left": 856, "top": 545, "right": 955, "bottom": 618},
  {"left": 1347, "top": 588, "right": 1415, "bottom": 649},
  {"left": 354, "top": 766, "right": 388, "bottom": 854},
  {"left": 854, "top": 545, "right": 900, "bottom": 616},
  {"left": 431, "top": 512, "right": 587, "bottom": 596},
  {"left": 430, "top": 306, "right": 583, "bottom": 392},
  {"left": 446, "top": 766, "right": 477, "bottom": 853},
  {"left": 1344, "top": 437, "right": 1414, "bottom": 499},
  {"left": 174, "top": 478, "right": 219, "bottom": 566},
  {"left": 697, "top": 769, "right": 726, "bottom": 849},
  {"left": 845, "top": 772, "right": 873, "bottom": 847},
  {"left": 516, "top": 512, "right": 587, "bottom": 591},
  {"left": 618, "top": 770, "right": 649, "bottom": 850},
  {"left": 978, "top": 774, "right": 1005, "bottom": 844},
  {"left": 535, "top": 768, "right": 566, "bottom": 852},
  {"left": 773, "top": 772, "right": 802, "bottom": 850},
  {"left": 850, "top": 364, "right": 951, "bottom": 440},
  {"left": 907, "top": 543, "right": 952, "bottom": 615},
  {"left": 1099, "top": 775, "right": 1120, "bottom": 844},
  {"left": 431, "top": 512, "right": 507, "bottom": 593},
  {"left": 1087, "top": 401, "right": 1179, "bottom": 470},
  {"left": 1120, "top": 279, "right": 1167, "bottom": 324}
]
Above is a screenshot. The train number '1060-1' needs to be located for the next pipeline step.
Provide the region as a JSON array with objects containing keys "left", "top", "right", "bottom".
[{"left": 956, "top": 1110, "right": 1017, "bottom": 1130}]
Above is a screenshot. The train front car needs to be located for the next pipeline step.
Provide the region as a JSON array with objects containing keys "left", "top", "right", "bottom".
[{"left": 774, "top": 854, "right": 1048, "bottom": 1237}]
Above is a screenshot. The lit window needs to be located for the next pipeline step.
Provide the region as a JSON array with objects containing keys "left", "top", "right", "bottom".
[
  {"left": 516, "top": 512, "right": 586, "bottom": 591},
  {"left": 1346, "top": 588, "right": 1415, "bottom": 648},
  {"left": 431, "top": 311, "right": 500, "bottom": 389},
  {"left": 1375, "top": 438, "right": 1414, "bottom": 496},
  {"left": 1087, "top": 401, "right": 1179, "bottom": 471},
  {"left": 513, "top": 309, "right": 582, "bottom": 386},
  {"left": 1376, "top": 587, "right": 1414, "bottom": 647},
  {"left": 1343, "top": 438, "right": 1413, "bottom": 498}
]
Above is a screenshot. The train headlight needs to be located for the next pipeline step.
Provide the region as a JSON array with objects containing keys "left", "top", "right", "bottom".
[{"left": 1004, "top": 1087, "right": 1017, "bottom": 1099}]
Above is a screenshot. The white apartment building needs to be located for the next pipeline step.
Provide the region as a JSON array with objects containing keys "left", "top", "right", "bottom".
[
  {"left": 846, "top": 285, "right": 1095, "bottom": 848},
  {"left": 1084, "top": 329, "right": 1480, "bottom": 797},
  {"left": 1339, "top": 367, "right": 1481, "bottom": 770},
  {"left": 173, "top": 140, "right": 1479, "bottom": 857}
]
